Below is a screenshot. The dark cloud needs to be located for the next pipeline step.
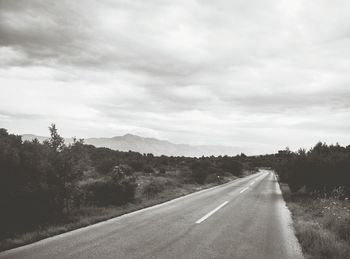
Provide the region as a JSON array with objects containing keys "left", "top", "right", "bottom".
[{"left": 1, "top": 0, "right": 350, "bottom": 154}]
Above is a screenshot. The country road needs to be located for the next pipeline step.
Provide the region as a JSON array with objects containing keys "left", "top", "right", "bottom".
[{"left": 0, "top": 170, "right": 303, "bottom": 259}]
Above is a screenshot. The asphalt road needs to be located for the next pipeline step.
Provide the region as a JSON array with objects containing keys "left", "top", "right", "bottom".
[{"left": 0, "top": 169, "right": 303, "bottom": 259}]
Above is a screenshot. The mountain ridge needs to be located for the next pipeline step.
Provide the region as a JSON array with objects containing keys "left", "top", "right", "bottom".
[{"left": 21, "top": 133, "right": 244, "bottom": 157}]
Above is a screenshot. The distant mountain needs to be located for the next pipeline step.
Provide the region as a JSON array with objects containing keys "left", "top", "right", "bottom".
[{"left": 21, "top": 133, "right": 244, "bottom": 157}]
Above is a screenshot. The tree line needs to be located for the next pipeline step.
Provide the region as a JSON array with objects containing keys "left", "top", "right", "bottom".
[
  {"left": 274, "top": 143, "right": 350, "bottom": 195},
  {"left": 252, "top": 143, "right": 350, "bottom": 195}
]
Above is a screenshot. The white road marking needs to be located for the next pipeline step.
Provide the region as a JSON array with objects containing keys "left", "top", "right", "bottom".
[
  {"left": 250, "top": 180, "right": 255, "bottom": 186},
  {"left": 240, "top": 187, "right": 249, "bottom": 193},
  {"left": 195, "top": 201, "right": 229, "bottom": 224}
]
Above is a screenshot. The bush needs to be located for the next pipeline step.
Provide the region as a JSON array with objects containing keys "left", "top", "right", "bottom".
[
  {"left": 130, "top": 161, "right": 144, "bottom": 171},
  {"left": 84, "top": 175, "right": 137, "bottom": 206},
  {"left": 206, "top": 173, "right": 221, "bottom": 183},
  {"left": 190, "top": 160, "right": 211, "bottom": 184},
  {"left": 96, "top": 158, "right": 115, "bottom": 175},
  {"left": 142, "top": 181, "right": 164, "bottom": 199},
  {"left": 143, "top": 165, "right": 154, "bottom": 174},
  {"left": 220, "top": 157, "right": 243, "bottom": 176}
]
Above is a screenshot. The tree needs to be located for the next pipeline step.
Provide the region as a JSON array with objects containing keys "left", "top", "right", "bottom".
[
  {"left": 221, "top": 156, "right": 243, "bottom": 176},
  {"left": 47, "top": 124, "right": 65, "bottom": 152},
  {"left": 44, "top": 124, "right": 75, "bottom": 214}
]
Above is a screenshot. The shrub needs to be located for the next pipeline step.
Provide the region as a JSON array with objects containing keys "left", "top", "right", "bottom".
[
  {"left": 96, "top": 158, "right": 115, "bottom": 175},
  {"left": 220, "top": 157, "right": 243, "bottom": 176},
  {"left": 84, "top": 175, "right": 137, "bottom": 206},
  {"left": 130, "top": 161, "right": 144, "bottom": 171},
  {"left": 206, "top": 173, "right": 221, "bottom": 183},
  {"left": 143, "top": 165, "right": 154, "bottom": 174},
  {"left": 142, "top": 181, "right": 164, "bottom": 199},
  {"left": 190, "top": 160, "right": 211, "bottom": 184}
]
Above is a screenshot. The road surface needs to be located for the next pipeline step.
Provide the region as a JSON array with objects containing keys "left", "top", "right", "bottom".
[{"left": 0, "top": 170, "right": 303, "bottom": 259}]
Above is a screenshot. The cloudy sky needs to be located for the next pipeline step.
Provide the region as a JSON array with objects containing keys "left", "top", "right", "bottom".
[{"left": 1, "top": 0, "right": 350, "bottom": 154}]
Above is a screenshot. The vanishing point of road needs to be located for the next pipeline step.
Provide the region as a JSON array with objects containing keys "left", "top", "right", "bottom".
[{"left": 0, "top": 169, "right": 303, "bottom": 259}]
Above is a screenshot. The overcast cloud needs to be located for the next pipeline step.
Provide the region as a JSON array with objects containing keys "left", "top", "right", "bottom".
[{"left": 1, "top": 0, "right": 350, "bottom": 154}]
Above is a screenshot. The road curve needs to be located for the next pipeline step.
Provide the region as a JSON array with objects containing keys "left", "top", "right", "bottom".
[{"left": 0, "top": 170, "right": 303, "bottom": 259}]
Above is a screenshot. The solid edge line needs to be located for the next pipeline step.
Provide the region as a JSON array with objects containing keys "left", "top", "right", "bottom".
[
  {"left": 195, "top": 201, "right": 229, "bottom": 224},
  {"left": 0, "top": 172, "right": 263, "bottom": 255}
]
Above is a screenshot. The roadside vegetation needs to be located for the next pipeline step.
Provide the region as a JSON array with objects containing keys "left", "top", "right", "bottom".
[
  {"left": 3, "top": 124, "right": 348, "bottom": 257},
  {"left": 268, "top": 144, "right": 350, "bottom": 259},
  {"left": 281, "top": 184, "right": 350, "bottom": 259},
  {"left": 0, "top": 125, "right": 253, "bottom": 251}
]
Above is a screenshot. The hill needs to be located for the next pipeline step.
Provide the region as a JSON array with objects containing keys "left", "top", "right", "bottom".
[{"left": 21, "top": 133, "right": 243, "bottom": 157}]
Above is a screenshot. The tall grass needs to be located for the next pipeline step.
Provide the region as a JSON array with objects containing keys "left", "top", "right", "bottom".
[{"left": 281, "top": 184, "right": 350, "bottom": 259}]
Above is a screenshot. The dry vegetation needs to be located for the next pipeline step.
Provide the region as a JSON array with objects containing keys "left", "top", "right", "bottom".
[
  {"left": 280, "top": 183, "right": 350, "bottom": 259},
  {"left": 0, "top": 126, "right": 251, "bottom": 251},
  {"left": 0, "top": 167, "right": 237, "bottom": 252},
  {"left": 270, "top": 143, "right": 350, "bottom": 258}
]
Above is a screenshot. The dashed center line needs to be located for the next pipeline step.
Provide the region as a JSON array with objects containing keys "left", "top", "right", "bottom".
[
  {"left": 195, "top": 178, "right": 258, "bottom": 224},
  {"left": 195, "top": 201, "right": 229, "bottom": 224},
  {"left": 240, "top": 187, "right": 249, "bottom": 193}
]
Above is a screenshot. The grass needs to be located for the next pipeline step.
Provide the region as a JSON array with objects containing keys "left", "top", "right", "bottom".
[
  {"left": 280, "top": 183, "right": 350, "bottom": 259},
  {"left": 0, "top": 174, "right": 236, "bottom": 252}
]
